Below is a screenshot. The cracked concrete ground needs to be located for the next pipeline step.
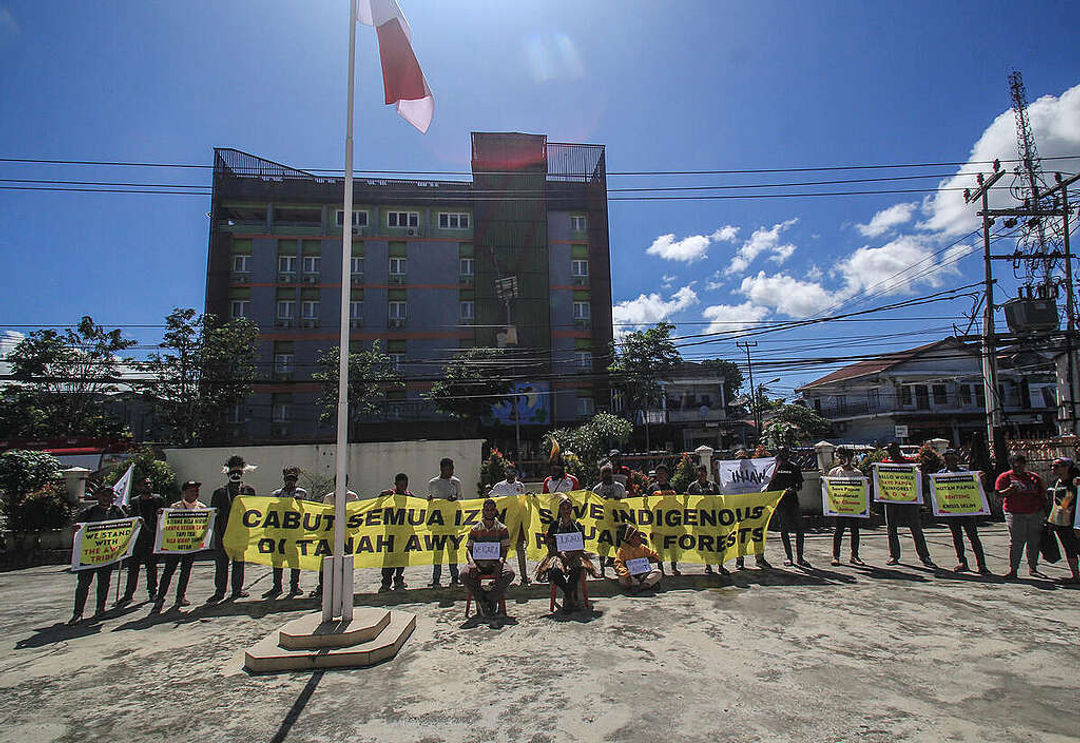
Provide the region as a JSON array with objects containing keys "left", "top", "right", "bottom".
[{"left": 1, "top": 523, "right": 1078, "bottom": 743}]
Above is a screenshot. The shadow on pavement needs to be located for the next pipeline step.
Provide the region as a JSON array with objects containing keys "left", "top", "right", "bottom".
[{"left": 267, "top": 670, "right": 324, "bottom": 743}]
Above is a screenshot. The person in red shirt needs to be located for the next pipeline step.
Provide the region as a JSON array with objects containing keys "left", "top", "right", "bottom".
[{"left": 994, "top": 452, "right": 1048, "bottom": 580}]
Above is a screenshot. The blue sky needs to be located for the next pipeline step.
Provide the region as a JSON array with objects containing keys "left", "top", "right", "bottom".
[{"left": 1, "top": 0, "right": 1079, "bottom": 395}]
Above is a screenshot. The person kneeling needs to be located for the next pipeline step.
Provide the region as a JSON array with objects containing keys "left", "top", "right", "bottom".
[
  {"left": 536, "top": 497, "right": 600, "bottom": 613},
  {"left": 613, "top": 524, "right": 663, "bottom": 593},
  {"left": 462, "top": 499, "right": 514, "bottom": 617}
]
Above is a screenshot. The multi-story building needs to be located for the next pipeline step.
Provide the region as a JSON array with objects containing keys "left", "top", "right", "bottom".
[{"left": 205, "top": 132, "right": 612, "bottom": 445}]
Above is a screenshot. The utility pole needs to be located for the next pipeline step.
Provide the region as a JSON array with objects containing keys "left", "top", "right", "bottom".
[
  {"left": 737, "top": 340, "right": 760, "bottom": 437},
  {"left": 964, "top": 161, "right": 1007, "bottom": 468}
]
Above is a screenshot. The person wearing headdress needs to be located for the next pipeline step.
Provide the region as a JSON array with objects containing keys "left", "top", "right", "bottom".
[
  {"left": 68, "top": 485, "right": 128, "bottom": 625},
  {"left": 613, "top": 523, "right": 663, "bottom": 593},
  {"left": 543, "top": 440, "right": 578, "bottom": 493},
  {"left": 207, "top": 454, "right": 256, "bottom": 603},
  {"left": 536, "top": 497, "right": 600, "bottom": 612}
]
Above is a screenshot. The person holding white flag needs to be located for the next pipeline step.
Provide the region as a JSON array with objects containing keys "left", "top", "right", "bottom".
[{"left": 116, "top": 476, "right": 164, "bottom": 607}]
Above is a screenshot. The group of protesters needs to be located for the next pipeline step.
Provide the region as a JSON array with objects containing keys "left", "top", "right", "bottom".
[{"left": 66, "top": 441, "right": 1080, "bottom": 625}]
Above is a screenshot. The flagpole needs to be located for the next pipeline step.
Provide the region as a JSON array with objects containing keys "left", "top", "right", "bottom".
[{"left": 327, "top": 0, "right": 358, "bottom": 623}]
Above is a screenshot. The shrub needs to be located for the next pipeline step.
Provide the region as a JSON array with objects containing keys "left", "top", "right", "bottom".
[
  {"left": 104, "top": 447, "right": 179, "bottom": 500},
  {"left": 480, "top": 447, "right": 513, "bottom": 495},
  {"left": 0, "top": 449, "right": 65, "bottom": 531},
  {"left": 669, "top": 452, "right": 696, "bottom": 493},
  {"left": 8, "top": 481, "right": 72, "bottom": 531}
]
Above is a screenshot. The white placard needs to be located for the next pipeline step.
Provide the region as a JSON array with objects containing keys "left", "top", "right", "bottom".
[
  {"left": 715, "top": 457, "right": 777, "bottom": 494},
  {"left": 555, "top": 531, "right": 585, "bottom": 552},
  {"left": 626, "top": 557, "right": 651, "bottom": 575},
  {"left": 471, "top": 541, "right": 501, "bottom": 561}
]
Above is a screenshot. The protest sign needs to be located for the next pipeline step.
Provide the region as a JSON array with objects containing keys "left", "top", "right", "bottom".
[
  {"left": 715, "top": 457, "right": 776, "bottom": 494},
  {"left": 821, "top": 477, "right": 870, "bottom": 518},
  {"left": 471, "top": 541, "right": 501, "bottom": 561},
  {"left": 626, "top": 557, "right": 651, "bottom": 575},
  {"left": 71, "top": 517, "right": 141, "bottom": 571},
  {"left": 872, "top": 462, "right": 922, "bottom": 504},
  {"left": 154, "top": 508, "right": 216, "bottom": 554},
  {"left": 555, "top": 531, "right": 585, "bottom": 552},
  {"left": 928, "top": 472, "right": 990, "bottom": 517}
]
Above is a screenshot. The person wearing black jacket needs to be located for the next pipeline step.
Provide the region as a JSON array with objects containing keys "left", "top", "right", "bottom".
[
  {"left": 207, "top": 455, "right": 256, "bottom": 603},
  {"left": 69, "top": 485, "right": 128, "bottom": 625},
  {"left": 767, "top": 449, "right": 810, "bottom": 568},
  {"left": 116, "top": 477, "right": 164, "bottom": 606}
]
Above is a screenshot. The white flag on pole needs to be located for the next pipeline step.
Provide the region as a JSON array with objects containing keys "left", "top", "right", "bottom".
[
  {"left": 356, "top": 0, "right": 434, "bottom": 133},
  {"left": 113, "top": 464, "right": 134, "bottom": 508}
]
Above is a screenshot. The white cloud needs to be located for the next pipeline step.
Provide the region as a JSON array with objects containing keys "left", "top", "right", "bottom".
[
  {"left": 701, "top": 302, "right": 771, "bottom": 334},
  {"left": 856, "top": 202, "right": 918, "bottom": 237},
  {"left": 805, "top": 264, "right": 823, "bottom": 281},
  {"left": 645, "top": 224, "right": 740, "bottom": 263},
  {"left": 737, "top": 272, "right": 839, "bottom": 318},
  {"left": 705, "top": 270, "right": 726, "bottom": 291},
  {"left": 920, "top": 83, "right": 1080, "bottom": 236},
  {"left": 838, "top": 234, "right": 956, "bottom": 295},
  {"left": 612, "top": 285, "right": 699, "bottom": 333},
  {"left": 661, "top": 274, "right": 677, "bottom": 289},
  {"left": 724, "top": 219, "right": 798, "bottom": 276}
]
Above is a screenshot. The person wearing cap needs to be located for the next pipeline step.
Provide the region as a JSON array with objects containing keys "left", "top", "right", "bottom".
[
  {"left": 207, "top": 454, "right": 256, "bottom": 603},
  {"left": 882, "top": 441, "right": 936, "bottom": 569},
  {"left": 940, "top": 449, "right": 990, "bottom": 575},
  {"left": 767, "top": 448, "right": 810, "bottom": 568},
  {"left": 613, "top": 523, "right": 663, "bottom": 593},
  {"left": 1046, "top": 457, "right": 1080, "bottom": 584},
  {"left": 827, "top": 448, "right": 866, "bottom": 566},
  {"left": 995, "top": 452, "right": 1047, "bottom": 580},
  {"left": 68, "top": 485, "right": 128, "bottom": 625},
  {"left": 487, "top": 464, "right": 531, "bottom": 588},
  {"left": 152, "top": 480, "right": 207, "bottom": 612},
  {"left": 266, "top": 465, "right": 309, "bottom": 598},
  {"left": 116, "top": 476, "right": 164, "bottom": 607},
  {"left": 378, "top": 473, "right": 413, "bottom": 592}
]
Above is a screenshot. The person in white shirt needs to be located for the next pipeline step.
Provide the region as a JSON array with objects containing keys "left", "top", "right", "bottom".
[
  {"left": 488, "top": 464, "right": 530, "bottom": 586},
  {"left": 428, "top": 458, "right": 462, "bottom": 587},
  {"left": 152, "top": 480, "right": 207, "bottom": 612},
  {"left": 592, "top": 464, "right": 625, "bottom": 577},
  {"left": 311, "top": 477, "right": 358, "bottom": 598},
  {"left": 543, "top": 460, "right": 579, "bottom": 493}
]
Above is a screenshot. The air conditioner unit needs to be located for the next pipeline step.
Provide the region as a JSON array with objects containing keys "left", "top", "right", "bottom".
[
  {"left": 572, "top": 276, "right": 588, "bottom": 286},
  {"left": 349, "top": 318, "right": 364, "bottom": 328},
  {"left": 388, "top": 318, "right": 406, "bottom": 328},
  {"left": 406, "top": 228, "right": 416, "bottom": 236},
  {"left": 276, "top": 319, "right": 294, "bottom": 328},
  {"left": 388, "top": 275, "right": 405, "bottom": 285},
  {"left": 278, "top": 273, "right": 296, "bottom": 283},
  {"left": 352, "top": 226, "right": 361, "bottom": 235},
  {"left": 273, "top": 425, "right": 290, "bottom": 437},
  {"left": 460, "top": 274, "right": 474, "bottom": 285},
  {"left": 303, "top": 274, "right": 319, "bottom": 283},
  {"left": 301, "top": 318, "right": 319, "bottom": 328}
]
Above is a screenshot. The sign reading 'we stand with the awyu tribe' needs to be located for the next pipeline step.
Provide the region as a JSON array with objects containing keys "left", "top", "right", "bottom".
[{"left": 71, "top": 518, "right": 141, "bottom": 571}]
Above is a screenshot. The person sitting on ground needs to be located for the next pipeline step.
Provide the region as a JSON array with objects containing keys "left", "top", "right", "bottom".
[
  {"left": 827, "top": 448, "right": 866, "bottom": 567},
  {"left": 686, "top": 463, "right": 727, "bottom": 576},
  {"left": 882, "top": 441, "right": 936, "bottom": 569},
  {"left": 462, "top": 498, "right": 515, "bottom": 617},
  {"left": 768, "top": 448, "right": 810, "bottom": 568},
  {"left": 153, "top": 480, "right": 207, "bottom": 613},
  {"left": 536, "top": 497, "right": 600, "bottom": 613},
  {"left": 647, "top": 464, "right": 680, "bottom": 575},
  {"left": 1046, "top": 457, "right": 1080, "bottom": 584},
  {"left": 69, "top": 485, "right": 128, "bottom": 625},
  {"left": 613, "top": 524, "right": 663, "bottom": 594},
  {"left": 266, "top": 465, "right": 309, "bottom": 598},
  {"left": 487, "top": 464, "right": 531, "bottom": 588},
  {"left": 940, "top": 449, "right": 990, "bottom": 575},
  {"left": 994, "top": 452, "right": 1047, "bottom": 580},
  {"left": 543, "top": 458, "right": 579, "bottom": 494},
  {"left": 378, "top": 473, "right": 412, "bottom": 592}
]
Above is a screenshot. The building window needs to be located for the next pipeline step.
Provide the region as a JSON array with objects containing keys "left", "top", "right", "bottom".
[
  {"left": 899, "top": 386, "right": 913, "bottom": 407},
  {"left": 932, "top": 384, "right": 948, "bottom": 406},
  {"left": 439, "top": 212, "right": 470, "bottom": 229},
  {"left": 230, "top": 300, "right": 249, "bottom": 319},
  {"left": 301, "top": 300, "right": 319, "bottom": 319},
  {"left": 274, "top": 353, "right": 294, "bottom": 375},
  {"left": 914, "top": 384, "right": 930, "bottom": 410},
  {"left": 459, "top": 257, "right": 475, "bottom": 276},
  {"left": 575, "top": 351, "right": 592, "bottom": 369},
  {"left": 570, "top": 215, "right": 587, "bottom": 232},
  {"left": 302, "top": 256, "right": 320, "bottom": 275},
  {"left": 389, "top": 257, "right": 407, "bottom": 276},
  {"left": 277, "top": 300, "right": 295, "bottom": 320},
  {"left": 460, "top": 301, "right": 475, "bottom": 322},
  {"left": 389, "top": 353, "right": 405, "bottom": 369},
  {"left": 278, "top": 255, "right": 297, "bottom": 275},
  {"left": 232, "top": 255, "right": 250, "bottom": 273},
  {"left": 349, "top": 301, "right": 363, "bottom": 320},
  {"left": 388, "top": 211, "right": 419, "bottom": 228},
  {"left": 571, "top": 260, "right": 589, "bottom": 278},
  {"left": 388, "top": 301, "right": 407, "bottom": 320},
  {"left": 576, "top": 396, "right": 595, "bottom": 416},
  {"left": 335, "top": 210, "right": 369, "bottom": 228},
  {"left": 272, "top": 402, "right": 289, "bottom": 423},
  {"left": 572, "top": 301, "right": 591, "bottom": 320},
  {"left": 350, "top": 256, "right": 364, "bottom": 277},
  {"left": 868, "top": 388, "right": 880, "bottom": 411}
]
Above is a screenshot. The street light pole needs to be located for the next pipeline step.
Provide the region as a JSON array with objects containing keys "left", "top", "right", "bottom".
[{"left": 737, "top": 340, "right": 759, "bottom": 437}]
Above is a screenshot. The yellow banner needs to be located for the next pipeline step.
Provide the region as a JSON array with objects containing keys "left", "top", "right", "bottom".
[
  {"left": 872, "top": 463, "right": 922, "bottom": 504},
  {"left": 928, "top": 472, "right": 990, "bottom": 517},
  {"left": 523, "top": 490, "right": 783, "bottom": 563},
  {"left": 154, "top": 508, "right": 217, "bottom": 554},
  {"left": 223, "top": 495, "right": 524, "bottom": 570},
  {"left": 821, "top": 477, "right": 870, "bottom": 517},
  {"left": 71, "top": 517, "right": 141, "bottom": 571}
]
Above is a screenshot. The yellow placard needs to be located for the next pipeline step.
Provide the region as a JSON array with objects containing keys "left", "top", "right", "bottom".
[
  {"left": 71, "top": 518, "right": 140, "bottom": 571},
  {"left": 873, "top": 463, "right": 922, "bottom": 504},
  {"left": 154, "top": 508, "right": 217, "bottom": 554},
  {"left": 928, "top": 472, "right": 989, "bottom": 517},
  {"left": 821, "top": 477, "right": 870, "bottom": 517}
]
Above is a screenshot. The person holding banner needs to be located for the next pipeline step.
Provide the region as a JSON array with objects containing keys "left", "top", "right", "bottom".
[
  {"left": 117, "top": 477, "right": 164, "bottom": 607},
  {"left": 462, "top": 498, "right": 514, "bottom": 617},
  {"left": 538, "top": 497, "right": 598, "bottom": 613},
  {"left": 827, "top": 449, "right": 866, "bottom": 566},
  {"left": 267, "top": 465, "right": 308, "bottom": 598},
  {"left": 208, "top": 455, "right": 256, "bottom": 603},
  {"left": 379, "top": 473, "right": 413, "bottom": 592},
  {"left": 939, "top": 449, "right": 990, "bottom": 575},
  {"left": 428, "top": 458, "right": 462, "bottom": 588},
  {"left": 995, "top": 452, "right": 1047, "bottom": 580},
  {"left": 312, "top": 478, "right": 359, "bottom": 598},
  {"left": 647, "top": 464, "right": 681, "bottom": 575},
  {"left": 488, "top": 464, "right": 531, "bottom": 588},
  {"left": 69, "top": 485, "right": 128, "bottom": 625},
  {"left": 882, "top": 442, "right": 936, "bottom": 569},
  {"left": 1046, "top": 457, "right": 1080, "bottom": 584},
  {"left": 767, "top": 449, "right": 810, "bottom": 568},
  {"left": 687, "top": 464, "right": 727, "bottom": 575},
  {"left": 614, "top": 524, "right": 663, "bottom": 593},
  {"left": 152, "top": 480, "right": 208, "bottom": 612},
  {"left": 543, "top": 458, "right": 579, "bottom": 494},
  {"left": 592, "top": 465, "right": 625, "bottom": 577}
]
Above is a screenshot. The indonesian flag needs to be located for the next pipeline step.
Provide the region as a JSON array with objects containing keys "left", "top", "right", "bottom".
[{"left": 356, "top": 0, "right": 434, "bottom": 134}]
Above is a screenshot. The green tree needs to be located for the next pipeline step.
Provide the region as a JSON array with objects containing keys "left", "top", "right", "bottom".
[
  {"left": 312, "top": 341, "right": 403, "bottom": 433},
  {"left": 428, "top": 347, "right": 514, "bottom": 420},
  {"left": 0, "top": 449, "right": 70, "bottom": 531},
  {"left": 0, "top": 387, "right": 51, "bottom": 439},
  {"left": 104, "top": 446, "right": 179, "bottom": 500},
  {"left": 669, "top": 452, "right": 697, "bottom": 493},
  {"left": 761, "top": 404, "right": 831, "bottom": 447},
  {"left": 700, "top": 358, "right": 744, "bottom": 406},
  {"left": 143, "top": 308, "right": 259, "bottom": 446},
  {"left": 545, "top": 412, "right": 634, "bottom": 474},
  {"left": 6, "top": 316, "right": 135, "bottom": 437},
  {"left": 608, "top": 322, "right": 681, "bottom": 451}
]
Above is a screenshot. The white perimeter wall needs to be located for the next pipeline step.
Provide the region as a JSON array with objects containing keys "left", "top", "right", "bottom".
[{"left": 162, "top": 439, "right": 484, "bottom": 499}]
